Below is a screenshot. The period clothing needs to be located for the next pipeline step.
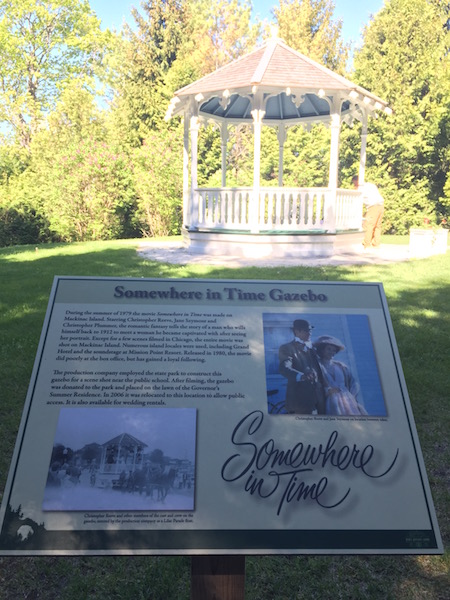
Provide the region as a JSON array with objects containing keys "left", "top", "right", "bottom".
[
  {"left": 313, "top": 335, "right": 368, "bottom": 416},
  {"left": 279, "top": 339, "right": 325, "bottom": 414},
  {"left": 319, "top": 359, "right": 367, "bottom": 415}
]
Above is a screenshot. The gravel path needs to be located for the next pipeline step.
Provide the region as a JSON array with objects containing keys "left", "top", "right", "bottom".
[{"left": 137, "top": 240, "right": 413, "bottom": 268}]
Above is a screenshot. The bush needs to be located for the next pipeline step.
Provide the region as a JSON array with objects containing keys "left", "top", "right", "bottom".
[
  {"left": 133, "top": 130, "right": 183, "bottom": 237},
  {"left": 0, "top": 205, "right": 42, "bottom": 247},
  {"left": 40, "top": 138, "right": 138, "bottom": 242},
  {"left": 383, "top": 180, "right": 436, "bottom": 234}
]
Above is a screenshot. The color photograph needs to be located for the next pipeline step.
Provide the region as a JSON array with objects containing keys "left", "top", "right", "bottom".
[{"left": 263, "top": 313, "right": 387, "bottom": 417}]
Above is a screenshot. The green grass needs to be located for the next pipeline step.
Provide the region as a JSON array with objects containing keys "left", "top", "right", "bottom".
[{"left": 0, "top": 238, "right": 449, "bottom": 599}]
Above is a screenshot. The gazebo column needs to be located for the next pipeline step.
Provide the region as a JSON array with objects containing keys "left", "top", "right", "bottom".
[
  {"left": 277, "top": 125, "right": 287, "bottom": 187},
  {"left": 221, "top": 122, "right": 228, "bottom": 188},
  {"left": 183, "top": 116, "right": 190, "bottom": 227},
  {"left": 327, "top": 103, "right": 342, "bottom": 232},
  {"left": 189, "top": 115, "right": 200, "bottom": 229},
  {"left": 358, "top": 114, "right": 368, "bottom": 185},
  {"left": 251, "top": 107, "right": 265, "bottom": 233}
]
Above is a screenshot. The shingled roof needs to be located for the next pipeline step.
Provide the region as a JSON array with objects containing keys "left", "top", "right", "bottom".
[
  {"left": 166, "top": 38, "right": 390, "bottom": 124},
  {"left": 102, "top": 433, "right": 147, "bottom": 448}
]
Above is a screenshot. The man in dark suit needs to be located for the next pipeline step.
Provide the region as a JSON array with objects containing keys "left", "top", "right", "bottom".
[{"left": 279, "top": 319, "right": 325, "bottom": 414}]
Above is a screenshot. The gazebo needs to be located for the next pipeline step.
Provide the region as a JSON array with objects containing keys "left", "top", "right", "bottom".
[
  {"left": 166, "top": 38, "right": 390, "bottom": 258},
  {"left": 97, "top": 433, "right": 147, "bottom": 488}
]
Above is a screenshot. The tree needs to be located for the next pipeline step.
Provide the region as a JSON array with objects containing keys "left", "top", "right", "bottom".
[
  {"left": 0, "top": 0, "right": 110, "bottom": 147},
  {"left": 3, "top": 81, "right": 137, "bottom": 242},
  {"left": 353, "top": 0, "right": 450, "bottom": 232},
  {"left": 109, "top": 0, "right": 260, "bottom": 235},
  {"left": 282, "top": 125, "right": 331, "bottom": 187},
  {"left": 111, "top": 0, "right": 190, "bottom": 145},
  {"left": 149, "top": 449, "right": 165, "bottom": 464},
  {"left": 112, "top": 0, "right": 259, "bottom": 146},
  {"left": 186, "top": 0, "right": 260, "bottom": 74},
  {"left": 132, "top": 129, "right": 183, "bottom": 237},
  {"left": 273, "top": 0, "right": 349, "bottom": 73},
  {"left": 247, "top": 0, "right": 349, "bottom": 194}
]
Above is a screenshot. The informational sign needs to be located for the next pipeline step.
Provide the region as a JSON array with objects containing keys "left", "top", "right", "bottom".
[{"left": 0, "top": 277, "right": 442, "bottom": 555}]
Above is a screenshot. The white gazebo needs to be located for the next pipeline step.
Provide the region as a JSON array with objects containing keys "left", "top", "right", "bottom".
[{"left": 166, "top": 38, "right": 390, "bottom": 258}]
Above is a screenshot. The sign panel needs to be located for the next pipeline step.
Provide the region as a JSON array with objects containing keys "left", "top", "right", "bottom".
[{"left": 0, "top": 277, "right": 442, "bottom": 555}]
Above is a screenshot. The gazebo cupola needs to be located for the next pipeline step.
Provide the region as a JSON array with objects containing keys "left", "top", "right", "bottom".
[{"left": 166, "top": 37, "right": 390, "bottom": 258}]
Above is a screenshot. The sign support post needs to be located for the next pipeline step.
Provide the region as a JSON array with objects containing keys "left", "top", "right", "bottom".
[{"left": 191, "top": 556, "right": 245, "bottom": 600}]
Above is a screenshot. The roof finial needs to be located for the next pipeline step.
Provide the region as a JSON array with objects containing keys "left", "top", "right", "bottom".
[{"left": 269, "top": 24, "right": 279, "bottom": 40}]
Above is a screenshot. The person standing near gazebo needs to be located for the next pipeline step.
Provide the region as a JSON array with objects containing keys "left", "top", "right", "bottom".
[{"left": 352, "top": 176, "right": 385, "bottom": 250}]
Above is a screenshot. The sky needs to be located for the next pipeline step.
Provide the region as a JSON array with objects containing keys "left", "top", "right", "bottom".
[
  {"left": 89, "top": 0, "right": 385, "bottom": 50},
  {"left": 53, "top": 407, "right": 197, "bottom": 462}
]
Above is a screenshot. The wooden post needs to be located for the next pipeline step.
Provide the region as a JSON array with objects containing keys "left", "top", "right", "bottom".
[{"left": 191, "top": 556, "right": 245, "bottom": 600}]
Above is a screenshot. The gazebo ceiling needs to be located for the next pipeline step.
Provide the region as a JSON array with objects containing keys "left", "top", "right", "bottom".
[
  {"left": 199, "top": 92, "right": 350, "bottom": 123},
  {"left": 166, "top": 38, "right": 390, "bottom": 126}
]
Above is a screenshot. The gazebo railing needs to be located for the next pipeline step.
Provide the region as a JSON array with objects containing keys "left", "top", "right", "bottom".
[
  {"left": 191, "top": 187, "right": 362, "bottom": 232},
  {"left": 334, "top": 188, "right": 363, "bottom": 230},
  {"left": 196, "top": 187, "right": 252, "bottom": 229}
]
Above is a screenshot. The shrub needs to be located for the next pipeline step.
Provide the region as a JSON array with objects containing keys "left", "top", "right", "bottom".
[
  {"left": 0, "top": 205, "right": 42, "bottom": 246},
  {"left": 41, "top": 138, "right": 137, "bottom": 242},
  {"left": 133, "top": 130, "right": 183, "bottom": 237}
]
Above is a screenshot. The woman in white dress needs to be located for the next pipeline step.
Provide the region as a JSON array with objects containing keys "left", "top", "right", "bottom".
[{"left": 313, "top": 336, "right": 368, "bottom": 416}]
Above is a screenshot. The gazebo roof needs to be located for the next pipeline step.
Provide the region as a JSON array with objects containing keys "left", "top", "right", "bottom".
[
  {"left": 166, "top": 38, "right": 390, "bottom": 125},
  {"left": 102, "top": 433, "right": 147, "bottom": 448}
]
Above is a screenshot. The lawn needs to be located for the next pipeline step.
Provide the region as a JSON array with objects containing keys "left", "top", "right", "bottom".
[{"left": 0, "top": 238, "right": 449, "bottom": 599}]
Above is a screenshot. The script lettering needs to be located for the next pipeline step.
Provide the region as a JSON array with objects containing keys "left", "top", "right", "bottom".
[{"left": 221, "top": 411, "right": 399, "bottom": 516}]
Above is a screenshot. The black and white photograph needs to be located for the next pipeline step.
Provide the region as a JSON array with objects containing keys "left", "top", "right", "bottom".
[{"left": 42, "top": 407, "right": 197, "bottom": 511}]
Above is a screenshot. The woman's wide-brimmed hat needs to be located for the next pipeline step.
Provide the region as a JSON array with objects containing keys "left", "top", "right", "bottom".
[{"left": 313, "top": 335, "right": 345, "bottom": 352}]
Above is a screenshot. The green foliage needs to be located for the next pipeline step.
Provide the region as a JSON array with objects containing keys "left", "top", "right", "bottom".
[
  {"left": 382, "top": 179, "right": 436, "bottom": 235},
  {"left": 112, "top": 0, "right": 190, "bottom": 145},
  {"left": 132, "top": 129, "right": 183, "bottom": 237},
  {"left": 186, "top": 0, "right": 260, "bottom": 74},
  {"left": 0, "top": 0, "right": 448, "bottom": 245},
  {"left": 224, "top": 125, "right": 254, "bottom": 186},
  {"left": 0, "top": 143, "right": 54, "bottom": 245},
  {"left": 353, "top": 0, "right": 450, "bottom": 230},
  {"left": 42, "top": 137, "right": 136, "bottom": 241},
  {"left": 0, "top": 204, "right": 45, "bottom": 246},
  {"left": 274, "top": 0, "right": 350, "bottom": 73},
  {"left": 197, "top": 125, "right": 222, "bottom": 186},
  {"left": 282, "top": 124, "right": 331, "bottom": 186},
  {"left": 1, "top": 82, "right": 137, "bottom": 242},
  {"left": 0, "top": 144, "right": 29, "bottom": 182},
  {"left": 0, "top": 0, "right": 111, "bottom": 146},
  {"left": 338, "top": 123, "right": 362, "bottom": 186}
]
